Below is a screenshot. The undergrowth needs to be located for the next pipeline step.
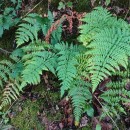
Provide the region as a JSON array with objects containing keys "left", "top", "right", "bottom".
[{"left": 0, "top": 5, "right": 130, "bottom": 129}]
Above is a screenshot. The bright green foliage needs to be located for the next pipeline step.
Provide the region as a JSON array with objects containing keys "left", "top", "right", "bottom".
[
  {"left": 79, "top": 7, "right": 128, "bottom": 45},
  {"left": 69, "top": 79, "right": 92, "bottom": 124},
  {"left": 15, "top": 11, "right": 62, "bottom": 46},
  {"left": 79, "top": 7, "right": 130, "bottom": 92},
  {"left": 100, "top": 80, "right": 130, "bottom": 116},
  {"left": 21, "top": 41, "right": 56, "bottom": 86},
  {"left": 16, "top": 13, "right": 41, "bottom": 46},
  {"left": 88, "top": 27, "right": 130, "bottom": 92},
  {"left": 55, "top": 42, "right": 80, "bottom": 96},
  {"left": 76, "top": 53, "right": 89, "bottom": 78}
]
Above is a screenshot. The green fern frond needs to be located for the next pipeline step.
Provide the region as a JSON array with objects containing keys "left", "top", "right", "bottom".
[
  {"left": 79, "top": 7, "right": 128, "bottom": 45},
  {"left": 88, "top": 27, "right": 130, "bottom": 92},
  {"left": 0, "top": 60, "right": 14, "bottom": 87},
  {"left": 15, "top": 13, "right": 41, "bottom": 47},
  {"left": 0, "top": 81, "right": 21, "bottom": 108},
  {"left": 79, "top": 7, "right": 130, "bottom": 92},
  {"left": 55, "top": 42, "right": 80, "bottom": 96},
  {"left": 22, "top": 50, "right": 56, "bottom": 85},
  {"left": 68, "top": 79, "right": 92, "bottom": 124},
  {"left": 0, "top": 48, "right": 23, "bottom": 88},
  {"left": 100, "top": 81, "right": 130, "bottom": 116}
]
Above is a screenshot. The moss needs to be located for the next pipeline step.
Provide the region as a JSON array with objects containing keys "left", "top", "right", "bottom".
[
  {"left": 11, "top": 100, "right": 43, "bottom": 130},
  {"left": 10, "top": 80, "right": 61, "bottom": 130},
  {"left": 72, "top": 0, "right": 91, "bottom": 12}
]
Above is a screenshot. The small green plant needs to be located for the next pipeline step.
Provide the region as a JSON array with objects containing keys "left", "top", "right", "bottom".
[
  {"left": 58, "top": 1, "right": 73, "bottom": 10},
  {"left": 0, "top": 111, "right": 10, "bottom": 124},
  {"left": 0, "top": 0, "right": 22, "bottom": 37}
]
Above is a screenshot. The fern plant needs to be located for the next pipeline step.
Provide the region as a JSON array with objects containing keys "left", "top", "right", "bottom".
[
  {"left": 0, "top": 49, "right": 23, "bottom": 108},
  {"left": 79, "top": 7, "right": 130, "bottom": 92},
  {"left": 19, "top": 40, "right": 57, "bottom": 89},
  {"left": 1, "top": 6, "right": 130, "bottom": 128},
  {"left": 0, "top": 51, "right": 23, "bottom": 87},
  {"left": 100, "top": 80, "right": 130, "bottom": 117},
  {"left": 0, "top": 81, "right": 21, "bottom": 108}
]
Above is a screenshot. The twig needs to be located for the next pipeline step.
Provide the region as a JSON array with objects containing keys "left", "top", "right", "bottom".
[
  {"left": 0, "top": 48, "right": 12, "bottom": 54},
  {"left": 21, "top": 0, "right": 44, "bottom": 19},
  {"left": 94, "top": 95, "right": 119, "bottom": 130},
  {"left": 124, "top": 8, "right": 130, "bottom": 20},
  {"left": 124, "top": 0, "right": 130, "bottom": 20}
]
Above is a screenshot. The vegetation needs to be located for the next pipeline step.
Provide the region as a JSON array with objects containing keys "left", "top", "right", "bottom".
[{"left": 0, "top": 0, "right": 130, "bottom": 129}]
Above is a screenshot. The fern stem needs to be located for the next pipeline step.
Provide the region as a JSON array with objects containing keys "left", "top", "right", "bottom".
[{"left": 94, "top": 95, "right": 119, "bottom": 130}]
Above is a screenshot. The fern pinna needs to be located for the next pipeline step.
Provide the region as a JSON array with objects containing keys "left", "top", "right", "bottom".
[{"left": 79, "top": 7, "right": 130, "bottom": 92}]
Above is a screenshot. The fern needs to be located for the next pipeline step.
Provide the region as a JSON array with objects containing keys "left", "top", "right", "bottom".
[
  {"left": 76, "top": 53, "right": 90, "bottom": 78},
  {"left": 15, "top": 11, "right": 62, "bottom": 46},
  {"left": 0, "top": 51, "right": 23, "bottom": 87},
  {"left": 21, "top": 41, "right": 56, "bottom": 86},
  {"left": 79, "top": 7, "right": 128, "bottom": 45},
  {"left": 0, "top": 81, "right": 21, "bottom": 108},
  {"left": 68, "top": 79, "right": 92, "bottom": 125},
  {"left": 15, "top": 13, "right": 41, "bottom": 46},
  {"left": 89, "top": 27, "right": 130, "bottom": 92},
  {"left": 0, "top": 49, "right": 23, "bottom": 108},
  {"left": 79, "top": 7, "right": 130, "bottom": 92},
  {"left": 100, "top": 80, "right": 130, "bottom": 116},
  {"left": 55, "top": 42, "right": 80, "bottom": 96}
]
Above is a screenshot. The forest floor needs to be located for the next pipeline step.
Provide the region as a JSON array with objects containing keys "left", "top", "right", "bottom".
[{"left": 0, "top": 0, "right": 130, "bottom": 130}]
